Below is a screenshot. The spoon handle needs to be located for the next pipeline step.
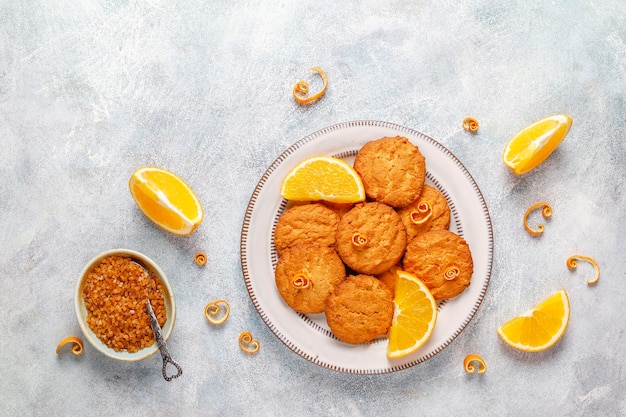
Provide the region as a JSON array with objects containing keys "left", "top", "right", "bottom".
[{"left": 147, "top": 300, "right": 183, "bottom": 381}]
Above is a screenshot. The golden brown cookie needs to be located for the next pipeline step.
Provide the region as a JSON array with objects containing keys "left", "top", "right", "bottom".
[
  {"left": 321, "top": 201, "right": 354, "bottom": 219},
  {"left": 403, "top": 230, "right": 473, "bottom": 300},
  {"left": 353, "top": 136, "right": 426, "bottom": 208},
  {"left": 325, "top": 275, "right": 394, "bottom": 344},
  {"left": 275, "top": 243, "right": 346, "bottom": 314},
  {"left": 376, "top": 264, "right": 402, "bottom": 294},
  {"left": 397, "top": 185, "right": 451, "bottom": 240},
  {"left": 336, "top": 202, "right": 407, "bottom": 275},
  {"left": 274, "top": 203, "right": 339, "bottom": 256}
]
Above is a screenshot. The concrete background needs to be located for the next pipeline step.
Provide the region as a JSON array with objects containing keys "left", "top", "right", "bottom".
[{"left": 1, "top": 1, "right": 624, "bottom": 416}]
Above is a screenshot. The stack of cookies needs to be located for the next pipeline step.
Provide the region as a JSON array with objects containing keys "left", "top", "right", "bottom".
[{"left": 274, "top": 136, "right": 474, "bottom": 345}]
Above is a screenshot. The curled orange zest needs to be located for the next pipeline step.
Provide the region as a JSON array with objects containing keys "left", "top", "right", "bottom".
[
  {"left": 194, "top": 251, "right": 207, "bottom": 266},
  {"left": 523, "top": 202, "right": 552, "bottom": 235},
  {"left": 410, "top": 202, "right": 432, "bottom": 225},
  {"left": 463, "top": 117, "right": 479, "bottom": 133},
  {"left": 293, "top": 67, "right": 328, "bottom": 105},
  {"left": 205, "top": 299, "right": 230, "bottom": 325},
  {"left": 567, "top": 255, "right": 600, "bottom": 285},
  {"left": 444, "top": 266, "right": 460, "bottom": 281},
  {"left": 352, "top": 233, "right": 367, "bottom": 247},
  {"left": 292, "top": 272, "right": 312, "bottom": 289},
  {"left": 56, "top": 336, "right": 84, "bottom": 356},
  {"left": 239, "top": 331, "right": 260, "bottom": 354},
  {"left": 464, "top": 354, "right": 486, "bottom": 374}
]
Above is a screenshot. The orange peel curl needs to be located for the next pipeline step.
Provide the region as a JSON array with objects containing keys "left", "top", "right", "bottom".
[
  {"left": 464, "top": 354, "right": 486, "bottom": 374},
  {"left": 410, "top": 202, "right": 432, "bottom": 225},
  {"left": 292, "top": 272, "right": 312, "bottom": 289},
  {"left": 351, "top": 233, "right": 367, "bottom": 247},
  {"left": 239, "top": 331, "right": 260, "bottom": 354},
  {"left": 567, "top": 255, "right": 600, "bottom": 285},
  {"left": 444, "top": 266, "right": 460, "bottom": 281},
  {"left": 204, "top": 299, "right": 230, "bottom": 325},
  {"left": 56, "top": 336, "right": 84, "bottom": 356},
  {"left": 523, "top": 202, "right": 552, "bottom": 235},
  {"left": 293, "top": 67, "right": 328, "bottom": 105},
  {"left": 194, "top": 251, "right": 207, "bottom": 266},
  {"left": 463, "top": 117, "right": 479, "bottom": 133}
]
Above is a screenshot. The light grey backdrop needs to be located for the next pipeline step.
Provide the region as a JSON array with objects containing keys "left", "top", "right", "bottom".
[{"left": 1, "top": 1, "right": 624, "bottom": 416}]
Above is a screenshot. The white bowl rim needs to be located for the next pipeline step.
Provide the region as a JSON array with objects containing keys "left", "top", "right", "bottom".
[{"left": 74, "top": 248, "right": 176, "bottom": 362}]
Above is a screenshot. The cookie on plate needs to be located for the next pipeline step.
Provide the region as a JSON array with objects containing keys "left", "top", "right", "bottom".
[
  {"left": 397, "top": 185, "right": 451, "bottom": 240},
  {"left": 274, "top": 203, "right": 340, "bottom": 256},
  {"left": 376, "top": 264, "right": 402, "bottom": 294},
  {"left": 336, "top": 202, "right": 407, "bottom": 275},
  {"left": 275, "top": 243, "right": 346, "bottom": 314},
  {"left": 325, "top": 274, "right": 394, "bottom": 344},
  {"left": 403, "top": 230, "right": 473, "bottom": 300},
  {"left": 321, "top": 201, "right": 354, "bottom": 220},
  {"left": 353, "top": 136, "right": 426, "bottom": 208}
]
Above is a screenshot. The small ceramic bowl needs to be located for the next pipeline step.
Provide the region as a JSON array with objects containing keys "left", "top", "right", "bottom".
[{"left": 75, "top": 249, "right": 176, "bottom": 361}]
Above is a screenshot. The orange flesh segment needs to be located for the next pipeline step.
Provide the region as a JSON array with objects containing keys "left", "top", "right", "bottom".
[{"left": 502, "top": 114, "right": 572, "bottom": 175}]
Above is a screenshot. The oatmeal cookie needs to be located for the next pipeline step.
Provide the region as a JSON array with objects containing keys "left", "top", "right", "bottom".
[
  {"left": 325, "top": 275, "right": 394, "bottom": 344},
  {"left": 336, "top": 202, "right": 407, "bottom": 275},
  {"left": 353, "top": 136, "right": 426, "bottom": 208},
  {"left": 376, "top": 264, "right": 402, "bottom": 294},
  {"left": 397, "top": 185, "right": 451, "bottom": 240},
  {"left": 403, "top": 230, "right": 473, "bottom": 300},
  {"left": 274, "top": 203, "right": 339, "bottom": 256},
  {"left": 275, "top": 243, "right": 346, "bottom": 314}
]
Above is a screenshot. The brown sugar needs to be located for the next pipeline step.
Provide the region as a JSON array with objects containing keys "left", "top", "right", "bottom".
[{"left": 82, "top": 255, "right": 166, "bottom": 353}]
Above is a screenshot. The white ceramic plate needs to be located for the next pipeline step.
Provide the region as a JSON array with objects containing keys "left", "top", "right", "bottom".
[{"left": 240, "top": 120, "right": 493, "bottom": 374}]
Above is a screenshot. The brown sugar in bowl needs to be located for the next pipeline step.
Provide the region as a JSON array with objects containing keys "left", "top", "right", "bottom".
[{"left": 74, "top": 249, "right": 176, "bottom": 361}]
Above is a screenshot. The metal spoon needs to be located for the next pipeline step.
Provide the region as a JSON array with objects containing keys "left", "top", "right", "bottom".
[{"left": 131, "top": 259, "right": 182, "bottom": 382}]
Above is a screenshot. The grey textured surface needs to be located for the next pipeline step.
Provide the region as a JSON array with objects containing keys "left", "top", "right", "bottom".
[{"left": 1, "top": 1, "right": 625, "bottom": 416}]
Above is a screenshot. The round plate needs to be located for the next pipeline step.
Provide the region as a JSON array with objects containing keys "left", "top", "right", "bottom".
[{"left": 240, "top": 120, "right": 493, "bottom": 374}]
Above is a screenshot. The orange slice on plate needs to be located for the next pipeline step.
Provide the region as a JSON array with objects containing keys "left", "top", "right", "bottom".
[
  {"left": 279, "top": 156, "right": 366, "bottom": 204},
  {"left": 129, "top": 166, "right": 203, "bottom": 236},
  {"left": 497, "top": 289, "right": 570, "bottom": 352},
  {"left": 502, "top": 114, "right": 572, "bottom": 175},
  {"left": 387, "top": 270, "right": 438, "bottom": 358}
]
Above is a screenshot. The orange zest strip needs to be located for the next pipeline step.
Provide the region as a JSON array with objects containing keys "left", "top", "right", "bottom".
[
  {"left": 194, "top": 251, "right": 207, "bottom": 266},
  {"left": 410, "top": 202, "right": 432, "bottom": 225},
  {"left": 56, "top": 336, "right": 84, "bottom": 356},
  {"left": 464, "top": 354, "right": 487, "bottom": 374},
  {"left": 444, "top": 266, "right": 460, "bottom": 281},
  {"left": 239, "top": 331, "right": 260, "bottom": 354},
  {"left": 293, "top": 67, "right": 328, "bottom": 105},
  {"left": 523, "top": 202, "right": 552, "bottom": 235},
  {"left": 462, "top": 117, "right": 479, "bottom": 133},
  {"left": 204, "top": 299, "right": 230, "bottom": 325},
  {"left": 351, "top": 233, "right": 367, "bottom": 247},
  {"left": 292, "top": 272, "right": 312, "bottom": 289},
  {"left": 567, "top": 255, "right": 600, "bottom": 285}
]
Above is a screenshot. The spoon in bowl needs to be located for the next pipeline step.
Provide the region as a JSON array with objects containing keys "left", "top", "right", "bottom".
[{"left": 131, "top": 259, "right": 183, "bottom": 381}]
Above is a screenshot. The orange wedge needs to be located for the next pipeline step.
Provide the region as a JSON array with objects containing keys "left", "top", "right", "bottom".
[
  {"left": 279, "top": 156, "right": 366, "bottom": 203},
  {"left": 129, "top": 166, "right": 203, "bottom": 236},
  {"left": 502, "top": 114, "right": 572, "bottom": 175},
  {"left": 387, "top": 270, "right": 438, "bottom": 358},
  {"left": 497, "top": 289, "right": 570, "bottom": 352}
]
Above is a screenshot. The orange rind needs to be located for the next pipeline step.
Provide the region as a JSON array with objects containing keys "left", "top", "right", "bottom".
[
  {"left": 293, "top": 67, "right": 328, "bottom": 105},
  {"left": 204, "top": 300, "right": 230, "bottom": 325},
  {"left": 523, "top": 202, "right": 552, "bottom": 235},
  {"left": 239, "top": 332, "right": 260, "bottom": 354},
  {"left": 464, "top": 354, "right": 487, "bottom": 374},
  {"left": 56, "top": 336, "right": 84, "bottom": 356},
  {"left": 567, "top": 255, "right": 600, "bottom": 285},
  {"left": 462, "top": 117, "right": 479, "bottom": 133}
]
